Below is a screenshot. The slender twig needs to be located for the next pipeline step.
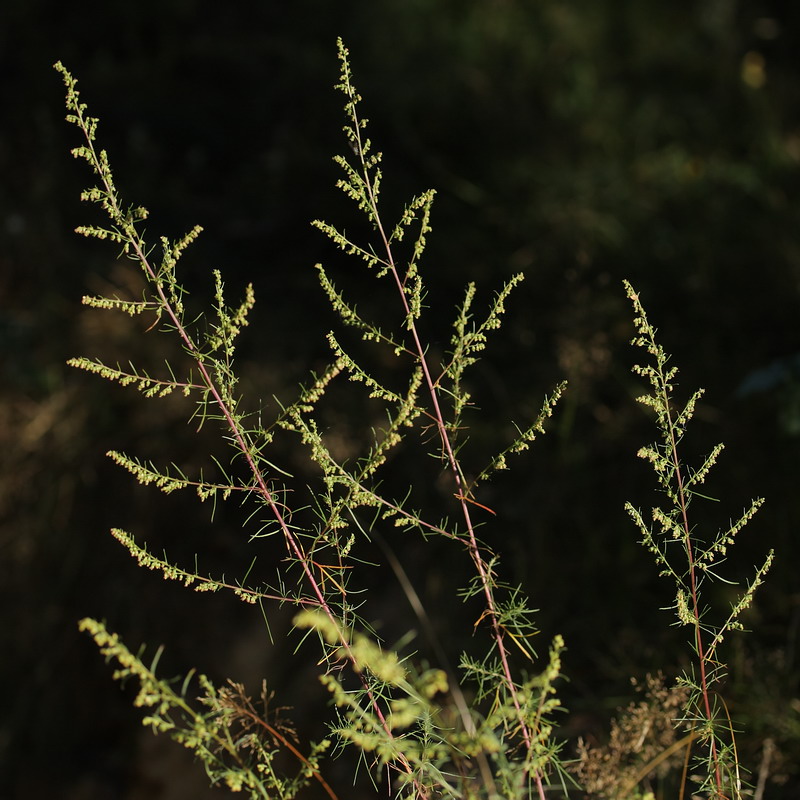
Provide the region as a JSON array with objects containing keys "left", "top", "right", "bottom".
[
  {"left": 662, "top": 391, "right": 724, "bottom": 794},
  {"left": 235, "top": 703, "right": 341, "bottom": 800}
]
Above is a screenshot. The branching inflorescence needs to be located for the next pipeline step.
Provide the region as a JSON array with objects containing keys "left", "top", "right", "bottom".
[
  {"left": 57, "top": 39, "right": 570, "bottom": 800},
  {"left": 623, "top": 280, "right": 773, "bottom": 799},
  {"left": 57, "top": 37, "right": 774, "bottom": 800}
]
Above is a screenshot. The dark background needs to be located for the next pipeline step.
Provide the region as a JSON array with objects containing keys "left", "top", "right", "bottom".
[{"left": 2, "top": 1, "right": 799, "bottom": 797}]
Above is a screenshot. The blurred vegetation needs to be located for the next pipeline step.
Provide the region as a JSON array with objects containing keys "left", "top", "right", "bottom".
[{"left": 2, "top": 1, "right": 799, "bottom": 797}]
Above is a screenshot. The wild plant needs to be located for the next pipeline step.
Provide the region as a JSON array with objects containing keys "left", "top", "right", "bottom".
[
  {"left": 56, "top": 39, "right": 570, "bottom": 799},
  {"left": 574, "top": 673, "right": 691, "bottom": 798},
  {"left": 56, "top": 36, "right": 777, "bottom": 800},
  {"left": 621, "top": 281, "right": 774, "bottom": 799}
]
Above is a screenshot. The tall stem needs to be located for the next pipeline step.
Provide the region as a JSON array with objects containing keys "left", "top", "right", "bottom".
[
  {"left": 661, "top": 379, "right": 723, "bottom": 796},
  {"left": 343, "top": 69, "right": 546, "bottom": 800},
  {"left": 67, "top": 88, "right": 417, "bottom": 789}
]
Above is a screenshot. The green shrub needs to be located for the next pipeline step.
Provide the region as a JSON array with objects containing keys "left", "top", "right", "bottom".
[{"left": 56, "top": 39, "right": 772, "bottom": 800}]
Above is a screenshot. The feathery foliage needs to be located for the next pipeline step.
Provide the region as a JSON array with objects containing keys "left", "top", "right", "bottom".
[
  {"left": 57, "top": 39, "right": 571, "bottom": 800},
  {"left": 57, "top": 39, "right": 773, "bottom": 800},
  {"left": 621, "top": 280, "right": 773, "bottom": 799}
]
